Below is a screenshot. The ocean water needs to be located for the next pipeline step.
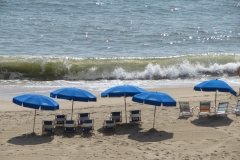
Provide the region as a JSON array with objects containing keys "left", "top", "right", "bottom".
[{"left": 0, "top": 0, "right": 240, "bottom": 100}]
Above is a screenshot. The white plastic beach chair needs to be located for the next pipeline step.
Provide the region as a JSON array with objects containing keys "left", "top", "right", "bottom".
[{"left": 232, "top": 99, "right": 240, "bottom": 115}]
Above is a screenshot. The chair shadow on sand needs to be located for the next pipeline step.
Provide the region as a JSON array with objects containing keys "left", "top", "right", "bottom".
[
  {"left": 7, "top": 132, "right": 54, "bottom": 145},
  {"left": 97, "top": 123, "right": 142, "bottom": 136},
  {"left": 97, "top": 127, "right": 115, "bottom": 136},
  {"left": 191, "top": 115, "right": 233, "bottom": 127},
  {"left": 177, "top": 116, "right": 190, "bottom": 120},
  {"left": 128, "top": 128, "right": 174, "bottom": 142}
]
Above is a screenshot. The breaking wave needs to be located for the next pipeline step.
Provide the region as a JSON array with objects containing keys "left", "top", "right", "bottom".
[{"left": 1, "top": 53, "right": 240, "bottom": 80}]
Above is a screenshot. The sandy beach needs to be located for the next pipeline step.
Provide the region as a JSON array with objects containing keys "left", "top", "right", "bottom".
[{"left": 1, "top": 86, "right": 240, "bottom": 160}]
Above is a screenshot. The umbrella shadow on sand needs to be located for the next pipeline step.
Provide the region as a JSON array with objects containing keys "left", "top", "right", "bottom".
[
  {"left": 7, "top": 132, "right": 54, "bottom": 145},
  {"left": 191, "top": 115, "right": 233, "bottom": 127},
  {"left": 128, "top": 128, "right": 174, "bottom": 142},
  {"left": 114, "top": 123, "right": 143, "bottom": 135}
]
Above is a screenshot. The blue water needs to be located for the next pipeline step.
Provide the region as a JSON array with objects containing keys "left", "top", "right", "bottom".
[
  {"left": 1, "top": 0, "right": 239, "bottom": 57},
  {"left": 0, "top": 0, "right": 240, "bottom": 100}
]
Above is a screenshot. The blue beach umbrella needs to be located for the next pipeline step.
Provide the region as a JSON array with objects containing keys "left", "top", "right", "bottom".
[
  {"left": 101, "top": 85, "right": 147, "bottom": 123},
  {"left": 50, "top": 88, "right": 97, "bottom": 120},
  {"left": 194, "top": 79, "right": 237, "bottom": 108},
  {"left": 132, "top": 92, "right": 176, "bottom": 128},
  {"left": 12, "top": 94, "right": 59, "bottom": 133}
]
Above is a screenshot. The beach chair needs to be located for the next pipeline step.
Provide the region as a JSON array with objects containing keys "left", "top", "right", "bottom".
[
  {"left": 54, "top": 114, "right": 67, "bottom": 127},
  {"left": 232, "top": 99, "right": 240, "bottom": 115},
  {"left": 179, "top": 101, "right": 194, "bottom": 117},
  {"left": 64, "top": 120, "right": 76, "bottom": 132},
  {"left": 215, "top": 102, "right": 229, "bottom": 116},
  {"left": 42, "top": 120, "right": 55, "bottom": 134},
  {"left": 82, "top": 119, "right": 94, "bottom": 133},
  {"left": 103, "top": 120, "right": 116, "bottom": 131},
  {"left": 77, "top": 113, "right": 90, "bottom": 127},
  {"left": 197, "top": 101, "right": 211, "bottom": 117},
  {"left": 129, "top": 110, "right": 142, "bottom": 124},
  {"left": 109, "top": 111, "right": 122, "bottom": 124}
]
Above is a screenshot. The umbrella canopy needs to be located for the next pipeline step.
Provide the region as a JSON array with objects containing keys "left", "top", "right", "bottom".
[
  {"left": 194, "top": 79, "right": 237, "bottom": 108},
  {"left": 101, "top": 85, "right": 147, "bottom": 123},
  {"left": 50, "top": 88, "right": 97, "bottom": 120},
  {"left": 12, "top": 94, "right": 59, "bottom": 133},
  {"left": 132, "top": 92, "right": 176, "bottom": 128}
]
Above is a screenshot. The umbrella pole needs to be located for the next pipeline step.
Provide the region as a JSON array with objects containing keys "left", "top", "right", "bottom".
[
  {"left": 71, "top": 100, "right": 74, "bottom": 120},
  {"left": 153, "top": 106, "right": 156, "bottom": 129},
  {"left": 215, "top": 91, "right": 217, "bottom": 113},
  {"left": 33, "top": 109, "right": 36, "bottom": 133},
  {"left": 124, "top": 94, "right": 127, "bottom": 123}
]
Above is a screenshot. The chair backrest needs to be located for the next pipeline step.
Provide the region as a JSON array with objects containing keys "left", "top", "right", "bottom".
[
  {"left": 79, "top": 113, "right": 90, "bottom": 120},
  {"left": 79, "top": 113, "right": 90, "bottom": 117},
  {"left": 105, "top": 120, "right": 115, "bottom": 127},
  {"left": 200, "top": 101, "right": 211, "bottom": 112},
  {"left": 179, "top": 101, "right": 190, "bottom": 112},
  {"left": 56, "top": 115, "right": 66, "bottom": 119},
  {"left": 111, "top": 111, "right": 122, "bottom": 122},
  {"left": 217, "top": 102, "right": 229, "bottom": 111},
  {"left": 64, "top": 120, "right": 75, "bottom": 127},
  {"left": 42, "top": 120, "right": 54, "bottom": 133},
  {"left": 130, "top": 110, "right": 141, "bottom": 122},
  {"left": 112, "top": 111, "right": 121, "bottom": 116},
  {"left": 43, "top": 120, "right": 54, "bottom": 129},
  {"left": 78, "top": 113, "right": 90, "bottom": 124},
  {"left": 131, "top": 110, "right": 140, "bottom": 114},
  {"left": 83, "top": 119, "right": 93, "bottom": 126},
  {"left": 83, "top": 119, "right": 94, "bottom": 130},
  {"left": 55, "top": 115, "right": 67, "bottom": 125},
  {"left": 43, "top": 120, "right": 53, "bottom": 126}
]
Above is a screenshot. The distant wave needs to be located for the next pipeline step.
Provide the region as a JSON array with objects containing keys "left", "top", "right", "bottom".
[{"left": 1, "top": 54, "right": 240, "bottom": 80}]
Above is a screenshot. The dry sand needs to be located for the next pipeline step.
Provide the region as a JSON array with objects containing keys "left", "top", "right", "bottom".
[{"left": 1, "top": 87, "right": 240, "bottom": 160}]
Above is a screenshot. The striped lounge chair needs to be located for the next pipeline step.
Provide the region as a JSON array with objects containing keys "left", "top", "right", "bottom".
[
  {"left": 215, "top": 102, "right": 229, "bottom": 116},
  {"left": 179, "top": 101, "right": 193, "bottom": 117},
  {"left": 198, "top": 101, "right": 211, "bottom": 117}
]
